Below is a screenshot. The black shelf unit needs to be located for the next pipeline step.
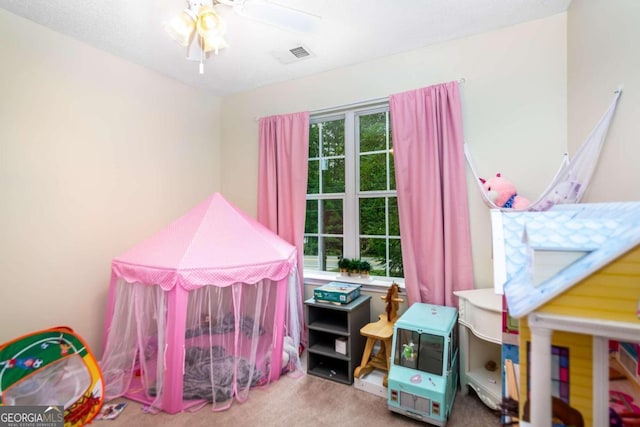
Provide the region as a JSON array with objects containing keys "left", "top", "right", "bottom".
[{"left": 305, "top": 295, "right": 371, "bottom": 385}]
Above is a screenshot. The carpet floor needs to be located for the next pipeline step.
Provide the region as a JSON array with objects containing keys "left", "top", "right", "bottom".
[{"left": 99, "top": 372, "right": 500, "bottom": 427}]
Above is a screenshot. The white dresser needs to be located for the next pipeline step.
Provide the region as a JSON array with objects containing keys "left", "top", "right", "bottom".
[{"left": 453, "top": 288, "right": 502, "bottom": 410}]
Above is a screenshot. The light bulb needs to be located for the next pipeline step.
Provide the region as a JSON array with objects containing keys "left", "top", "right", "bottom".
[
  {"left": 196, "top": 6, "right": 228, "bottom": 53},
  {"left": 164, "top": 8, "right": 197, "bottom": 47}
]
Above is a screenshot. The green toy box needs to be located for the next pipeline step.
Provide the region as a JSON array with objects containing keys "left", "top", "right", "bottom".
[{"left": 313, "top": 282, "right": 361, "bottom": 304}]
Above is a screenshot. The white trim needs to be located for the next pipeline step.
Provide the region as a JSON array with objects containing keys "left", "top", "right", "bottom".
[
  {"left": 592, "top": 336, "right": 609, "bottom": 427},
  {"left": 528, "top": 312, "right": 640, "bottom": 342},
  {"left": 490, "top": 209, "right": 506, "bottom": 294},
  {"left": 303, "top": 269, "right": 404, "bottom": 290},
  {"left": 310, "top": 97, "right": 388, "bottom": 117},
  {"left": 344, "top": 111, "right": 358, "bottom": 257},
  {"left": 528, "top": 323, "right": 553, "bottom": 427}
]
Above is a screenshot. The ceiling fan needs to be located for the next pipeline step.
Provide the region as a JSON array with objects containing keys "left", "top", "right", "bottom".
[
  {"left": 165, "top": 0, "right": 320, "bottom": 73},
  {"left": 216, "top": 0, "right": 320, "bottom": 33}
]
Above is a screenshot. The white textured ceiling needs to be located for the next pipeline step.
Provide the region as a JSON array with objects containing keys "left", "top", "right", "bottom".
[{"left": 0, "top": 0, "right": 571, "bottom": 96}]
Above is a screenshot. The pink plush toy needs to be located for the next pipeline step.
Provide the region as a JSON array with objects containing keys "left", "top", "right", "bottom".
[{"left": 480, "top": 173, "right": 531, "bottom": 209}]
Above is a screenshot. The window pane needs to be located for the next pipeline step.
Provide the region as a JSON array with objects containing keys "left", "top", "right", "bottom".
[
  {"left": 389, "top": 197, "right": 400, "bottom": 235},
  {"left": 309, "top": 123, "right": 320, "bottom": 158},
  {"left": 359, "top": 237, "right": 385, "bottom": 275},
  {"left": 303, "top": 236, "right": 318, "bottom": 269},
  {"left": 359, "top": 112, "right": 386, "bottom": 153},
  {"left": 305, "top": 200, "right": 318, "bottom": 234},
  {"left": 322, "top": 119, "right": 345, "bottom": 157},
  {"left": 359, "top": 197, "right": 385, "bottom": 235},
  {"left": 307, "top": 105, "right": 401, "bottom": 279},
  {"left": 322, "top": 158, "right": 345, "bottom": 193},
  {"left": 389, "top": 153, "right": 396, "bottom": 190},
  {"left": 322, "top": 199, "right": 343, "bottom": 234},
  {"left": 360, "top": 153, "right": 387, "bottom": 191},
  {"left": 418, "top": 333, "right": 444, "bottom": 376},
  {"left": 394, "top": 328, "right": 419, "bottom": 369},
  {"left": 307, "top": 160, "right": 319, "bottom": 194},
  {"left": 323, "top": 237, "right": 343, "bottom": 272},
  {"left": 389, "top": 239, "right": 404, "bottom": 278}
]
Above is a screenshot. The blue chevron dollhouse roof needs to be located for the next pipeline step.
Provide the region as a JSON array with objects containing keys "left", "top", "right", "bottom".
[{"left": 496, "top": 202, "right": 640, "bottom": 318}]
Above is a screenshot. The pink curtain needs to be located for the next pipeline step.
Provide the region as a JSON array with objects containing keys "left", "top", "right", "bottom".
[
  {"left": 390, "top": 81, "right": 474, "bottom": 307},
  {"left": 257, "top": 111, "right": 309, "bottom": 301}
]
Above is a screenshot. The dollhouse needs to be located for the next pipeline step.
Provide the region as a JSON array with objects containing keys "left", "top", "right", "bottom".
[{"left": 493, "top": 202, "right": 640, "bottom": 427}]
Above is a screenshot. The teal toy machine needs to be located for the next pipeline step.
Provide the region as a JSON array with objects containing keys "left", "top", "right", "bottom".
[{"left": 387, "top": 303, "right": 458, "bottom": 426}]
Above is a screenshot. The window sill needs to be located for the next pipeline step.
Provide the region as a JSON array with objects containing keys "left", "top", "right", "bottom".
[{"left": 303, "top": 269, "right": 405, "bottom": 292}]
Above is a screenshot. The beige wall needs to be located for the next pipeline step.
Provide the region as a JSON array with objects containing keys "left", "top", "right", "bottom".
[
  {"left": 0, "top": 8, "right": 580, "bottom": 355},
  {"left": 221, "top": 14, "right": 568, "bottom": 292},
  {"left": 568, "top": 0, "right": 640, "bottom": 201},
  {"left": 0, "top": 10, "right": 221, "bottom": 352}
]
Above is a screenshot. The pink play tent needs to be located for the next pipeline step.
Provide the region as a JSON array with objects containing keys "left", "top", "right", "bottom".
[{"left": 99, "top": 193, "right": 303, "bottom": 414}]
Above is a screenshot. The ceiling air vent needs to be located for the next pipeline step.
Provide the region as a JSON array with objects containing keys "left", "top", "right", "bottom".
[
  {"left": 289, "top": 46, "right": 310, "bottom": 58},
  {"left": 271, "top": 44, "right": 315, "bottom": 64}
]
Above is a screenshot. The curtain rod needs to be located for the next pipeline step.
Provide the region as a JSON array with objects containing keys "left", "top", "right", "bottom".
[
  {"left": 255, "top": 77, "right": 466, "bottom": 121},
  {"left": 310, "top": 77, "right": 467, "bottom": 116}
]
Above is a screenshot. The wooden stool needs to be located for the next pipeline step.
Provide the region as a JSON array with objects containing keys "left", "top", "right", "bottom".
[{"left": 354, "top": 283, "right": 403, "bottom": 387}]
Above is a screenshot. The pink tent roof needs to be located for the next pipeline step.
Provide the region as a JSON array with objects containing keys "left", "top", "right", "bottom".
[{"left": 111, "top": 193, "right": 297, "bottom": 290}]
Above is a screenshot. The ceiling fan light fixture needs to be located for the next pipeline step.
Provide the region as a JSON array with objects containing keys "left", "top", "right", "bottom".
[
  {"left": 202, "top": 34, "right": 229, "bottom": 54},
  {"left": 167, "top": 0, "right": 319, "bottom": 74},
  {"left": 196, "top": 5, "right": 223, "bottom": 31},
  {"left": 164, "top": 8, "right": 198, "bottom": 47},
  {"left": 196, "top": 5, "right": 228, "bottom": 53}
]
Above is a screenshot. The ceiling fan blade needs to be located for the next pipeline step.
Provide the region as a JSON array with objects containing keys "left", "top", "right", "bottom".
[{"left": 236, "top": 0, "right": 320, "bottom": 33}]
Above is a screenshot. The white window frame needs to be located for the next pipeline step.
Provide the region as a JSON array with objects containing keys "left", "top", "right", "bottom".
[{"left": 305, "top": 102, "right": 402, "bottom": 282}]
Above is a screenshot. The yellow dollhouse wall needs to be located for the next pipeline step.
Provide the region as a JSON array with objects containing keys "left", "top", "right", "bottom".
[
  {"left": 518, "top": 319, "right": 593, "bottom": 426},
  {"left": 535, "top": 246, "right": 640, "bottom": 322},
  {"left": 517, "top": 245, "right": 640, "bottom": 426}
]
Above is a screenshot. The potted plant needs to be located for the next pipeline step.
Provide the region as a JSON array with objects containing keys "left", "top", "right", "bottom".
[
  {"left": 349, "top": 259, "right": 362, "bottom": 276},
  {"left": 338, "top": 257, "right": 351, "bottom": 276},
  {"left": 359, "top": 260, "right": 371, "bottom": 278}
]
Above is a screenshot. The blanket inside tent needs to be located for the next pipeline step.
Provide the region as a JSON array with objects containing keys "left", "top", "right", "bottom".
[{"left": 465, "top": 89, "right": 622, "bottom": 212}]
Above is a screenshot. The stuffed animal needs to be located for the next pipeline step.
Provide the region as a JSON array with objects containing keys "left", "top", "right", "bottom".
[
  {"left": 267, "top": 336, "right": 299, "bottom": 374},
  {"left": 480, "top": 173, "right": 531, "bottom": 209},
  {"left": 280, "top": 336, "right": 298, "bottom": 372}
]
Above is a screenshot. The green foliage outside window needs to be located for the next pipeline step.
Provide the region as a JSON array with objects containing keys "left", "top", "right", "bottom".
[{"left": 305, "top": 108, "right": 403, "bottom": 278}]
